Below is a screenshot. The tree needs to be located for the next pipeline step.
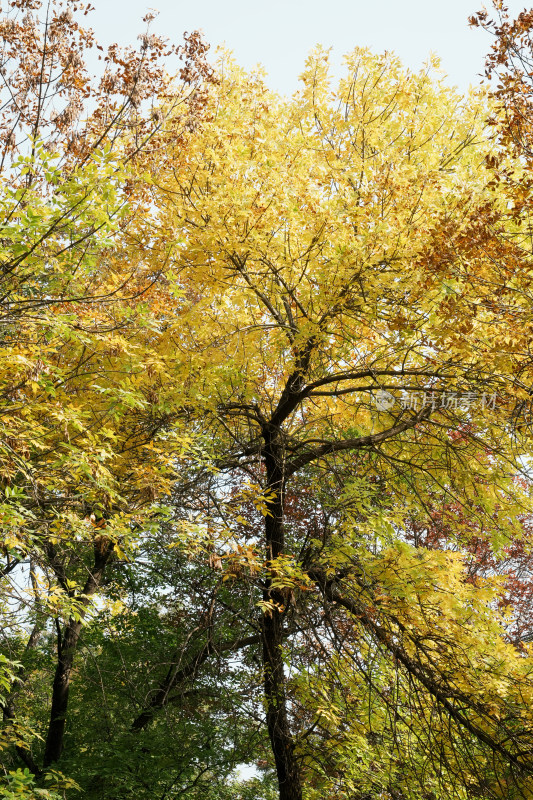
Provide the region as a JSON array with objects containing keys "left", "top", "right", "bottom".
[
  {"left": 5, "top": 20, "right": 533, "bottom": 800},
  {"left": 138, "top": 50, "right": 533, "bottom": 799},
  {"left": 0, "top": 0, "right": 214, "bottom": 786}
]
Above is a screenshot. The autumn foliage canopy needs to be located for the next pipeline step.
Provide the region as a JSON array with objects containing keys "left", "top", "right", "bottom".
[{"left": 2, "top": 2, "right": 533, "bottom": 800}]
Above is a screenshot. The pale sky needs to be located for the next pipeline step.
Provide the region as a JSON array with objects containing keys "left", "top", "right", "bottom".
[{"left": 88, "top": 0, "right": 529, "bottom": 95}]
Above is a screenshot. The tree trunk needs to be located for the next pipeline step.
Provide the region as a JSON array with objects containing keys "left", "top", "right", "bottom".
[
  {"left": 262, "top": 597, "right": 303, "bottom": 800},
  {"left": 43, "top": 538, "right": 113, "bottom": 767},
  {"left": 43, "top": 617, "right": 84, "bottom": 767},
  {"left": 262, "top": 433, "right": 303, "bottom": 800}
]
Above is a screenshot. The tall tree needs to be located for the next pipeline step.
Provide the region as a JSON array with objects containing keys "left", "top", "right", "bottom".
[
  {"left": 0, "top": 0, "right": 214, "bottom": 786},
  {"left": 141, "top": 51, "right": 533, "bottom": 799}
]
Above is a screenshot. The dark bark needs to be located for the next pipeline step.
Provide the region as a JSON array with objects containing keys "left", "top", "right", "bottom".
[
  {"left": 43, "top": 618, "right": 84, "bottom": 767},
  {"left": 43, "top": 538, "right": 113, "bottom": 767},
  {"left": 261, "top": 430, "right": 303, "bottom": 800},
  {"left": 285, "top": 404, "right": 431, "bottom": 477},
  {"left": 262, "top": 602, "right": 302, "bottom": 800}
]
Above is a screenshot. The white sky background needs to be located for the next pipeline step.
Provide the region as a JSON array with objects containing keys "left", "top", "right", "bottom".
[{"left": 88, "top": 0, "right": 529, "bottom": 95}]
